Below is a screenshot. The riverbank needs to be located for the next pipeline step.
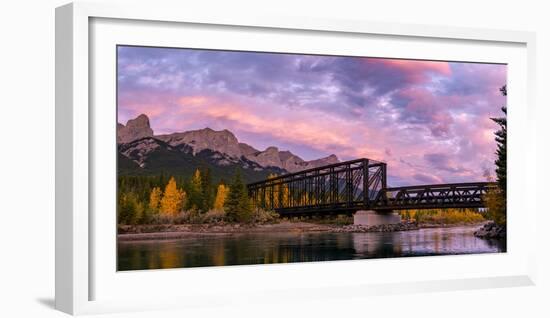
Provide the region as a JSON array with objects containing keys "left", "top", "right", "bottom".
[{"left": 118, "top": 220, "right": 488, "bottom": 241}]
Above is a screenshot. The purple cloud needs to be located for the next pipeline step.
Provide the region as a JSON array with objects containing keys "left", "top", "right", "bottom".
[{"left": 117, "top": 45, "right": 507, "bottom": 186}]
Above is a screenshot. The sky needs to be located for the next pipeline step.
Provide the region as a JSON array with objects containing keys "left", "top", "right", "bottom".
[{"left": 117, "top": 45, "right": 507, "bottom": 186}]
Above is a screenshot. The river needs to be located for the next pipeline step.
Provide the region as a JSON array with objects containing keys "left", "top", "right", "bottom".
[{"left": 117, "top": 224, "right": 506, "bottom": 271}]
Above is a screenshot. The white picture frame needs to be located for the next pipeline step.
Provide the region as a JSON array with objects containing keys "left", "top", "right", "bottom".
[{"left": 56, "top": 1, "right": 538, "bottom": 315}]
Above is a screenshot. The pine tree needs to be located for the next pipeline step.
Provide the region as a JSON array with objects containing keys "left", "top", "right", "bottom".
[
  {"left": 118, "top": 192, "right": 132, "bottom": 224},
  {"left": 486, "top": 85, "right": 507, "bottom": 225},
  {"left": 186, "top": 169, "right": 203, "bottom": 211},
  {"left": 159, "top": 171, "right": 167, "bottom": 189},
  {"left": 213, "top": 183, "right": 229, "bottom": 210},
  {"left": 200, "top": 167, "right": 214, "bottom": 212},
  {"left": 160, "top": 177, "right": 185, "bottom": 217},
  {"left": 118, "top": 192, "right": 144, "bottom": 224},
  {"left": 224, "top": 171, "right": 253, "bottom": 223},
  {"left": 491, "top": 85, "right": 507, "bottom": 197}
]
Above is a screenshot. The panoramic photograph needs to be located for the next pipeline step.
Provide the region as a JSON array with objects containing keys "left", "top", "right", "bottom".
[{"left": 116, "top": 45, "right": 507, "bottom": 271}]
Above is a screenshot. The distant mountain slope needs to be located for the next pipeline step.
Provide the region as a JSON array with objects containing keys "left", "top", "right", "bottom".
[
  {"left": 117, "top": 114, "right": 340, "bottom": 182},
  {"left": 118, "top": 137, "right": 286, "bottom": 184}
]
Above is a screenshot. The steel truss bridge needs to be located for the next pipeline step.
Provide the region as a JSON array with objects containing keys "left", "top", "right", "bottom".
[{"left": 247, "top": 158, "right": 495, "bottom": 216}]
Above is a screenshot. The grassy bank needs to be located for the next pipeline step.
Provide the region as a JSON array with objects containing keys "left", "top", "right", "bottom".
[
  {"left": 118, "top": 208, "right": 487, "bottom": 236},
  {"left": 119, "top": 207, "right": 279, "bottom": 228}
]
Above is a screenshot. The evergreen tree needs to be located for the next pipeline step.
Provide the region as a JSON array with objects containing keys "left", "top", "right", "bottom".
[
  {"left": 159, "top": 171, "right": 167, "bottom": 189},
  {"left": 224, "top": 171, "right": 253, "bottom": 223},
  {"left": 186, "top": 169, "right": 203, "bottom": 211},
  {"left": 200, "top": 167, "right": 214, "bottom": 212},
  {"left": 118, "top": 192, "right": 144, "bottom": 224},
  {"left": 485, "top": 85, "right": 507, "bottom": 226},
  {"left": 491, "top": 85, "right": 507, "bottom": 197}
]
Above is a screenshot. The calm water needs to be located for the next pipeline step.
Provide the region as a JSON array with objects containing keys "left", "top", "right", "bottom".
[{"left": 117, "top": 225, "right": 506, "bottom": 271}]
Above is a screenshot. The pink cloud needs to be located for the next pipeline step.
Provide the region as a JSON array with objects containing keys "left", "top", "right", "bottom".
[
  {"left": 381, "top": 59, "right": 452, "bottom": 76},
  {"left": 175, "top": 95, "right": 365, "bottom": 155},
  {"left": 373, "top": 59, "right": 452, "bottom": 86}
]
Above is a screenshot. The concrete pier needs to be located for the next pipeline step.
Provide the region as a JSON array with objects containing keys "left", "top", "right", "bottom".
[{"left": 353, "top": 210, "right": 401, "bottom": 226}]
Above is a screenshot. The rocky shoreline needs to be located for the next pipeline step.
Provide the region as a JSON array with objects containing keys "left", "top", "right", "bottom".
[
  {"left": 474, "top": 221, "right": 506, "bottom": 239},
  {"left": 117, "top": 220, "right": 491, "bottom": 241},
  {"left": 333, "top": 222, "right": 419, "bottom": 233}
]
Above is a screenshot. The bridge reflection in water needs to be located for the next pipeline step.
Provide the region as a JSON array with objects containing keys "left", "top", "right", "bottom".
[{"left": 247, "top": 158, "right": 495, "bottom": 216}]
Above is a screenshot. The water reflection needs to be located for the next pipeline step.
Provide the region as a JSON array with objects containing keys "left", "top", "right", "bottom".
[{"left": 117, "top": 225, "right": 506, "bottom": 271}]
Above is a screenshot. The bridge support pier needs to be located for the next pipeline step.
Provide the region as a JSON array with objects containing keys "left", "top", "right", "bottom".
[{"left": 353, "top": 210, "right": 401, "bottom": 226}]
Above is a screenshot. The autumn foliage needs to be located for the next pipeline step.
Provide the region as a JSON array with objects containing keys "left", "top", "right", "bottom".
[
  {"left": 160, "top": 177, "right": 186, "bottom": 217},
  {"left": 117, "top": 168, "right": 268, "bottom": 225},
  {"left": 483, "top": 186, "right": 506, "bottom": 225},
  {"left": 400, "top": 208, "right": 485, "bottom": 224},
  {"left": 148, "top": 187, "right": 162, "bottom": 213},
  {"left": 213, "top": 184, "right": 229, "bottom": 210}
]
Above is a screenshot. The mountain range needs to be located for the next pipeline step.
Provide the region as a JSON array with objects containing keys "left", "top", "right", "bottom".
[{"left": 117, "top": 114, "right": 340, "bottom": 183}]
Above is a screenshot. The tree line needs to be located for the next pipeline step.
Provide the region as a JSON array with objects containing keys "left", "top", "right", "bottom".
[{"left": 118, "top": 168, "right": 260, "bottom": 224}]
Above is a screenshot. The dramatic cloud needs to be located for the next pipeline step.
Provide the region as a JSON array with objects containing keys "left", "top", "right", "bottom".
[{"left": 117, "top": 46, "right": 507, "bottom": 186}]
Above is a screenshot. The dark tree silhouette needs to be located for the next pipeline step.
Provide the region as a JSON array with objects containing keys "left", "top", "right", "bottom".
[
  {"left": 224, "top": 170, "right": 253, "bottom": 222},
  {"left": 491, "top": 85, "right": 507, "bottom": 197},
  {"left": 200, "top": 167, "right": 214, "bottom": 211}
]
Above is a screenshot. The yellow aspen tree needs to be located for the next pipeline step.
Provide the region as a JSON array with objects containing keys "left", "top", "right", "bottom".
[
  {"left": 300, "top": 192, "right": 310, "bottom": 206},
  {"left": 149, "top": 187, "right": 162, "bottom": 213},
  {"left": 264, "top": 186, "right": 271, "bottom": 209},
  {"left": 160, "top": 177, "right": 184, "bottom": 216},
  {"left": 281, "top": 184, "right": 289, "bottom": 208},
  {"left": 213, "top": 184, "right": 229, "bottom": 210},
  {"left": 484, "top": 187, "right": 506, "bottom": 225},
  {"left": 273, "top": 184, "right": 280, "bottom": 208}
]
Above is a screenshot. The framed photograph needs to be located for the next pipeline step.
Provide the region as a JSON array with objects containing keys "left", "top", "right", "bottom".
[{"left": 56, "top": 2, "right": 537, "bottom": 315}]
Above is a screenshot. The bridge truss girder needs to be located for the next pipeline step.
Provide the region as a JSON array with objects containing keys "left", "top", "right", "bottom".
[
  {"left": 247, "top": 158, "right": 385, "bottom": 215},
  {"left": 372, "top": 182, "right": 493, "bottom": 211},
  {"left": 247, "top": 158, "right": 495, "bottom": 216}
]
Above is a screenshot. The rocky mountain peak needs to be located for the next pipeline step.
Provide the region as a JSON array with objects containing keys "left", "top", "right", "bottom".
[
  {"left": 264, "top": 146, "right": 279, "bottom": 154},
  {"left": 117, "top": 114, "right": 154, "bottom": 144},
  {"left": 157, "top": 127, "right": 242, "bottom": 157},
  {"left": 131, "top": 114, "right": 150, "bottom": 125},
  {"left": 307, "top": 154, "right": 340, "bottom": 167},
  {"left": 249, "top": 146, "right": 282, "bottom": 168},
  {"left": 326, "top": 154, "right": 339, "bottom": 162}
]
